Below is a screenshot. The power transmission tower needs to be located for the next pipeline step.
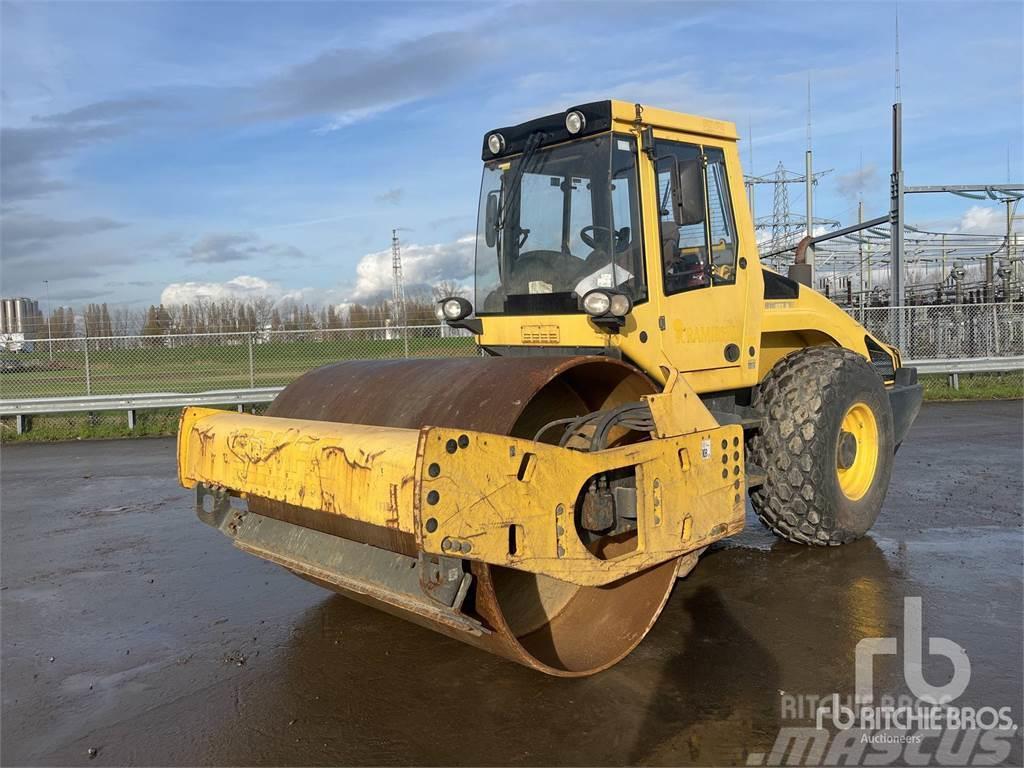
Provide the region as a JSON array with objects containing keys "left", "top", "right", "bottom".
[
  {"left": 391, "top": 228, "right": 409, "bottom": 358},
  {"left": 746, "top": 163, "right": 836, "bottom": 268},
  {"left": 771, "top": 162, "right": 795, "bottom": 250}
]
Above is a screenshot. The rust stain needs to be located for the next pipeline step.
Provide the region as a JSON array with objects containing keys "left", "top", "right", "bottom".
[
  {"left": 194, "top": 425, "right": 216, "bottom": 455},
  {"left": 385, "top": 484, "right": 400, "bottom": 528},
  {"left": 362, "top": 449, "right": 386, "bottom": 464},
  {"left": 321, "top": 491, "right": 337, "bottom": 514},
  {"left": 226, "top": 431, "right": 292, "bottom": 466},
  {"left": 321, "top": 445, "right": 374, "bottom": 472}
]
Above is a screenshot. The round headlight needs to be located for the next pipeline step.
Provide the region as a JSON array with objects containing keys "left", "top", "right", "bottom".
[
  {"left": 582, "top": 290, "right": 611, "bottom": 316},
  {"left": 441, "top": 296, "right": 472, "bottom": 321},
  {"left": 565, "top": 110, "right": 586, "bottom": 135},
  {"left": 608, "top": 293, "right": 632, "bottom": 317},
  {"left": 487, "top": 133, "right": 505, "bottom": 155}
]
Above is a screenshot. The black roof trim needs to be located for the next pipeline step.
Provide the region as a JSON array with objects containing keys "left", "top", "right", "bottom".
[{"left": 481, "top": 101, "right": 613, "bottom": 160}]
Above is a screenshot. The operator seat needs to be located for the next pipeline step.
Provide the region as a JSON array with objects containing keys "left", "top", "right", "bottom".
[{"left": 661, "top": 222, "right": 680, "bottom": 274}]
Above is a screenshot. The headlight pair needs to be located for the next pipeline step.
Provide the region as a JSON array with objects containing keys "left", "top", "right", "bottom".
[{"left": 581, "top": 289, "right": 632, "bottom": 330}]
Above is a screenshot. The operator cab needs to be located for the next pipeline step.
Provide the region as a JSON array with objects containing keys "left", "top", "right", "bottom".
[
  {"left": 449, "top": 100, "right": 737, "bottom": 332},
  {"left": 474, "top": 105, "right": 647, "bottom": 318}
]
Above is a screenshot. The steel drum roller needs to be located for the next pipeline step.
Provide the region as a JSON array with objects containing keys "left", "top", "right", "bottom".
[{"left": 248, "top": 356, "right": 682, "bottom": 675}]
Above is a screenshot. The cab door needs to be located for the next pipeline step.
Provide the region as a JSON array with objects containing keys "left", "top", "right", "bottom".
[{"left": 650, "top": 138, "right": 754, "bottom": 390}]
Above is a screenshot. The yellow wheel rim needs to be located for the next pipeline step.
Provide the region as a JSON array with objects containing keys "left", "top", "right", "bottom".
[{"left": 836, "top": 402, "right": 879, "bottom": 501}]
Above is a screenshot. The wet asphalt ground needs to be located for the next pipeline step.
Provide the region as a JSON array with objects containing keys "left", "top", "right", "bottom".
[{"left": 1, "top": 400, "right": 1022, "bottom": 767}]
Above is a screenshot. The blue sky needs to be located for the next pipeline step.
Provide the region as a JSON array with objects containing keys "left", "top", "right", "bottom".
[{"left": 1, "top": 0, "right": 1021, "bottom": 308}]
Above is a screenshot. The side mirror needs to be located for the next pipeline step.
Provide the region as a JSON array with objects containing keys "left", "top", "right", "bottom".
[
  {"left": 670, "top": 158, "right": 705, "bottom": 227},
  {"left": 485, "top": 191, "right": 500, "bottom": 248}
]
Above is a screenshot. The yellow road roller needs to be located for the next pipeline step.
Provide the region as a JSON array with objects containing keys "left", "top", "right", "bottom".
[{"left": 177, "top": 100, "right": 923, "bottom": 676}]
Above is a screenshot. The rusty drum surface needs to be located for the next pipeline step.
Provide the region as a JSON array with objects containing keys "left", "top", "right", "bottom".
[{"left": 250, "top": 356, "right": 682, "bottom": 675}]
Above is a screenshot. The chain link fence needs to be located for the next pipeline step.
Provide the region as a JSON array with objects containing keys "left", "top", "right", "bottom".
[
  {"left": 847, "top": 302, "right": 1024, "bottom": 360},
  {"left": 0, "top": 324, "right": 476, "bottom": 399},
  {"left": 1, "top": 306, "right": 1021, "bottom": 402}
]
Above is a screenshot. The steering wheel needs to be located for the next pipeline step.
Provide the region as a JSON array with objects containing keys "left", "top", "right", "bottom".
[
  {"left": 579, "top": 225, "right": 613, "bottom": 250},
  {"left": 580, "top": 225, "right": 631, "bottom": 254}
]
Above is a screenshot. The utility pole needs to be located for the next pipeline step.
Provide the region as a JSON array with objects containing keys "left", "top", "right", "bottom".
[
  {"left": 858, "top": 202, "right": 865, "bottom": 305},
  {"left": 890, "top": 102, "right": 905, "bottom": 346},
  {"left": 1003, "top": 198, "right": 1018, "bottom": 301},
  {"left": 940, "top": 234, "right": 947, "bottom": 301},
  {"left": 1007, "top": 197, "right": 1016, "bottom": 258},
  {"left": 391, "top": 229, "right": 409, "bottom": 358},
  {"left": 1012, "top": 202, "right": 1022, "bottom": 288},
  {"left": 43, "top": 279, "right": 53, "bottom": 361},
  {"left": 890, "top": 4, "right": 906, "bottom": 345},
  {"left": 805, "top": 152, "right": 814, "bottom": 238},
  {"left": 985, "top": 255, "right": 994, "bottom": 301},
  {"left": 866, "top": 238, "right": 872, "bottom": 299},
  {"left": 805, "top": 76, "right": 815, "bottom": 275},
  {"left": 1009, "top": 199, "right": 1014, "bottom": 260}
]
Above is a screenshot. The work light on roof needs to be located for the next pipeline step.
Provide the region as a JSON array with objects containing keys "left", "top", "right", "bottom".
[
  {"left": 565, "top": 110, "right": 586, "bottom": 135},
  {"left": 487, "top": 133, "right": 505, "bottom": 155}
]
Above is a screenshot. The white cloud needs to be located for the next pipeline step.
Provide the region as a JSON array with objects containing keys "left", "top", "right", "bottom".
[
  {"left": 313, "top": 104, "right": 401, "bottom": 134},
  {"left": 158, "top": 233, "right": 477, "bottom": 308},
  {"left": 350, "top": 234, "right": 476, "bottom": 301},
  {"left": 160, "top": 275, "right": 297, "bottom": 305},
  {"left": 955, "top": 205, "right": 1004, "bottom": 234}
]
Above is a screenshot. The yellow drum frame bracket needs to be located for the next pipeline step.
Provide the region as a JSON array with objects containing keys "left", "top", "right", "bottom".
[
  {"left": 177, "top": 407, "right": 423, "bottom": 533},
  {"left": 178, "top": 405, "right": 746, "bottom": 588},
  {"left": 415, "top": 423, "right": 745, "bottom": 586}
]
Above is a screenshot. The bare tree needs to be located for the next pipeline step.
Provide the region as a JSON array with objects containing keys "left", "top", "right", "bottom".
[
  {"left": 250, "top": 296, "right": 275, "bottom": 330},
  {"left": 432, "top": 280, "right": 467, "bottom": 301}
]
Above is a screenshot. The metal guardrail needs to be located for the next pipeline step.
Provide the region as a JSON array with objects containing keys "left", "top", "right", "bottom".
[
  {"left": 910, "top": 357, "right": 1024, "bottom": 374},
  {"left": 3, "top": 387, "right": 284, "bottom": 415},
  {"left": 2, "top": 357, "right": 1019, "bottom": 434},
  {"left": 0, "top": 387, "right": 284, "bottom": 433}
]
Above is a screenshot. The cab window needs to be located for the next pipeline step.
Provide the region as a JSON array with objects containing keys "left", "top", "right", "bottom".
[
  {"left": 518, "top": 173, "right": 571, "bottom": 253},
  {"left": 654, "top": 140, "right": 739, "bottom": 295},
  {"left": 704, "top": 147, "right": 737, "bottom": 286}
]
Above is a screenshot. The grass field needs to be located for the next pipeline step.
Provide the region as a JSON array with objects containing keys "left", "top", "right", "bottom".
[
  {"left": 0, "top": 336, "right": 478, "bottom": 398},
  {"left": 919, "top": 370, "right": 1023, "bottom": 401}
]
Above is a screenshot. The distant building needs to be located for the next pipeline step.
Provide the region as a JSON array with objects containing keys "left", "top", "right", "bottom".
[{"left": 0, "top": 297, "right": 43, "bottom": 352}]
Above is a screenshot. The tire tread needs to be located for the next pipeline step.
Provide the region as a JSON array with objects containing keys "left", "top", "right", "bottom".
[{"left": 748, "top": 346, "right": 885, "bottom": 546}]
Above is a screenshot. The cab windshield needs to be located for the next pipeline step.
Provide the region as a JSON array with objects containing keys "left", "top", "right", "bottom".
[{"left": 475, "top": 133, "right": 645, "bottom": 315}]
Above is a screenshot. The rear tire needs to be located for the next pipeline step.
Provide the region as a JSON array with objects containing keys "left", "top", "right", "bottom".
[{"left": 748, "top": 347, "right": 895, "bottom": 546}]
